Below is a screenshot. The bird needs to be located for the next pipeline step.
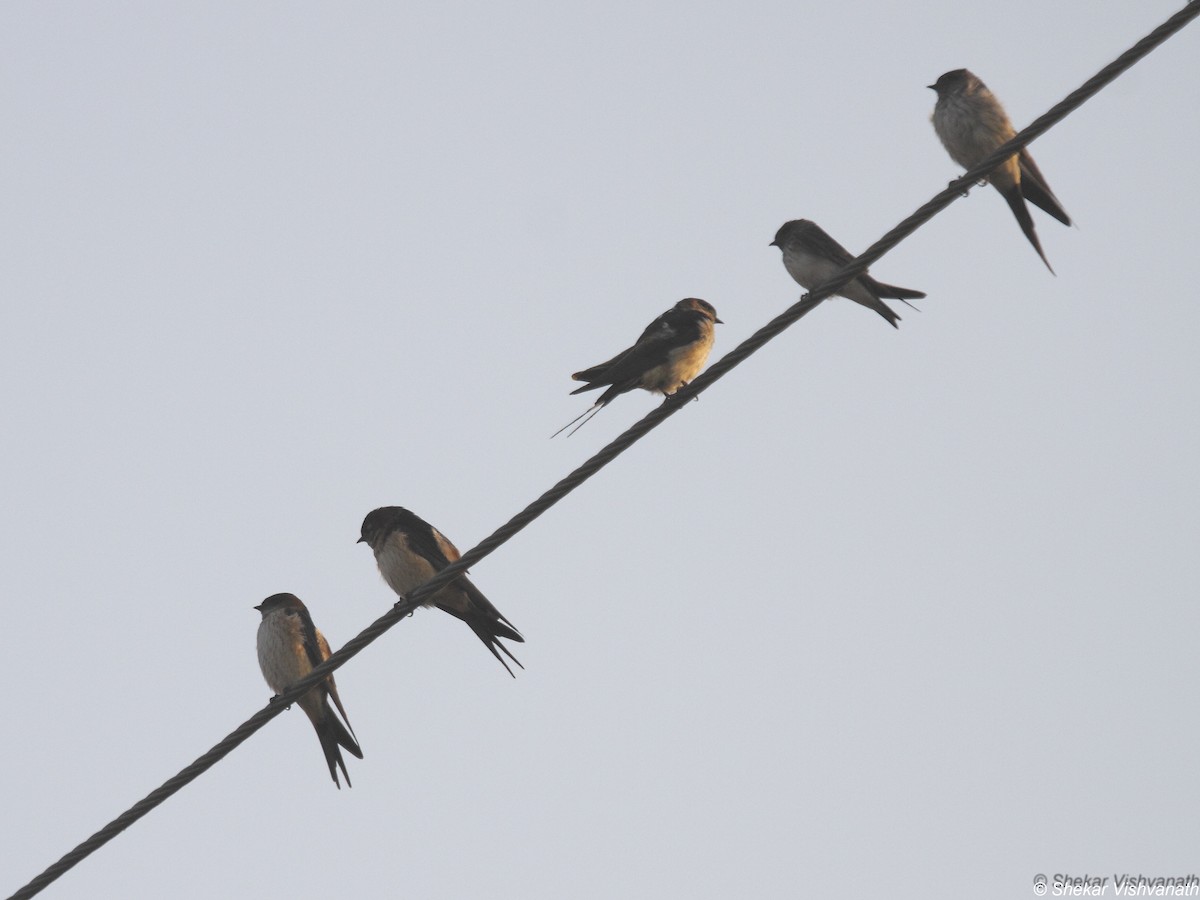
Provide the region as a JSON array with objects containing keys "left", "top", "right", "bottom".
[
  {"left": 358, "top": 506, "right": 524, "bottom": 676},
  {"left": 928, "top": 68, "right": 1072, "bottom": 273},
  {"left": 554, "top": 297, "right": 722, "bottom": 437},
  {"left": 255, "top": 592, "right": 362, "bottom": 789},
  {"left": 770, "top": 220, "right": 926, "bottom": 328}
]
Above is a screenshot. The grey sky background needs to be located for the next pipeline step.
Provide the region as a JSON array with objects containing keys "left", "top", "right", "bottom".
[{"left": 2, "top": 2, "right": 1197, "bottom": 898}]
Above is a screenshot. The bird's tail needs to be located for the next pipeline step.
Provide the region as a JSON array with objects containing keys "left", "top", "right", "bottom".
[
  {"left": 1018, "top": 150, "right": 1071, "bottom": 226},
  {"left": 465, "top": 621, "right": 525, "bottom": 678},
  {"left": 436, "top": 582, "right": 525, "bottom": 677},
  {"left": 860, "top": 277, "right": 922, "bottom": 323},
  {"left": 569, "top": 371, "right": 607, "bottom": 392},
  {"left": 1001, "top": 185, "right": 1055, "bottom": 274},
  {"left": 551, "top": 402, "right": 604, "bottom": 438},
  {"left": 870, "top": 280, "right": 927, "bottom": 302},
  {"left": 856, "top": 296, "right": 901, "bottom": 329},
  {"left": 876, "top": 302, "right": 901, "bottom": 329},
  {"left": 311, "top": 702, "right": 363, "bottom": 789}
]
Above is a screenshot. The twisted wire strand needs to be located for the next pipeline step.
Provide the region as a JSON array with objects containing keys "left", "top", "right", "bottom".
[{"left": 8, "top": 5, "right": 1197, "bottom": 898}]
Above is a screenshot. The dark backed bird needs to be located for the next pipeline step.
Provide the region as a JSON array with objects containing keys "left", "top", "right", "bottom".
[
  {"left": 771, "top": 219, "right": 926, "bottom": 328},
  {"left": 255, "top": 592, "right": 362, "bottom": 788},
  {"left": 358, "top": 506, "right": 524, "bottom": 676},
  {"left": 555, "top": 297, "right": 721, "bottom": 437}
]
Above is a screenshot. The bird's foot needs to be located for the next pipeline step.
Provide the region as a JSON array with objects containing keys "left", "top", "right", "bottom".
[{"left": 664, "top": 386, "right": 693, "bottom": 405}]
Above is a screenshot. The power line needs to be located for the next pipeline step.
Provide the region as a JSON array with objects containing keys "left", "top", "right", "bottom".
[{"left": 8, "top": 5, "right": 1197, "bottom": 898}]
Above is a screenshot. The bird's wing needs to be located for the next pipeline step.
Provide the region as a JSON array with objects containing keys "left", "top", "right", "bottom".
[
  {"left": 1018, "top": 149, "right": 1071, "bottom": 226},
  {"left": 571, "top": 313, "right": 690, "bottom": 391}
]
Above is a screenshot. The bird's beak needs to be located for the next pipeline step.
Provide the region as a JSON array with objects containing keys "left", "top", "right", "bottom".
[
  {"left": 253, "top": 603, "right": 263, "bottom": 611},
  {"left": 356, "top": 536, "right": 365, "bottom": 544},
  {"left": 769, "top": 239, "right": 778, "bottom": 247},
  {"left": 926, "top": 84, "right": 936, "bottom": 91},
  {"left": 714, "top": 317, "right": 724, "bottom": 324}
]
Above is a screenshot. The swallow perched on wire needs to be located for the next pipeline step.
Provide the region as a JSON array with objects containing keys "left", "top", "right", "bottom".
[
  {"left": 358, "top": 506, "right": 524, "bottom": 676},
  {"left": 928, "top": 68, "right": 1072, "bottom": 273},
  {"left": 554, "top": 297, "right": 722, "bottom": 437},
  {"left": 770, "top": 220, "right": 925, "bottom": 329},
  {"left": 255, "top": 592, "right": 362, "bottom": 789}
]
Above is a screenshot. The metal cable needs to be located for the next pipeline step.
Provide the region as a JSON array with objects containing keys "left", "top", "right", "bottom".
[{"left": 8, "top": 4, "right": 1197, "bottom": 898}]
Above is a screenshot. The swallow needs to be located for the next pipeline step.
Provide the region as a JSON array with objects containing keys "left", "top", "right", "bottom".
[
  {"left": 255, "top": 592, "right": 362, "bottom": 789},
  {"left": 554, "top": 297, "right": 722, "bottom": 437},
  {"left": 358, "top": 506, "right": 524, "bottom": 676},
  {"left": 770, "top": 219, "right": 926, "bottom": 328},
  {"left": 929, "top": 68, "right": 1072, "bottom": 273}
]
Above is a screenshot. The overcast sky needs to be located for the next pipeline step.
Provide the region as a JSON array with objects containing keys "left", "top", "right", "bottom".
[{"left": 3, "top": 2, "right": 1198, "bottom": 899}]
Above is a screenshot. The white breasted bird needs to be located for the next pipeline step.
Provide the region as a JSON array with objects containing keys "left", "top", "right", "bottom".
[
  {"left": 255, "top": 592, "right": 362, "bottom": 788},
  {"left": 771, "top": 219, "right": 926, "bottom": 328},
  {"left": 358, "top": 506, "right": 524, "bottom": 676},
  {"left": 929, "top": 68, "right": 1072, "bottom": 273}
]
